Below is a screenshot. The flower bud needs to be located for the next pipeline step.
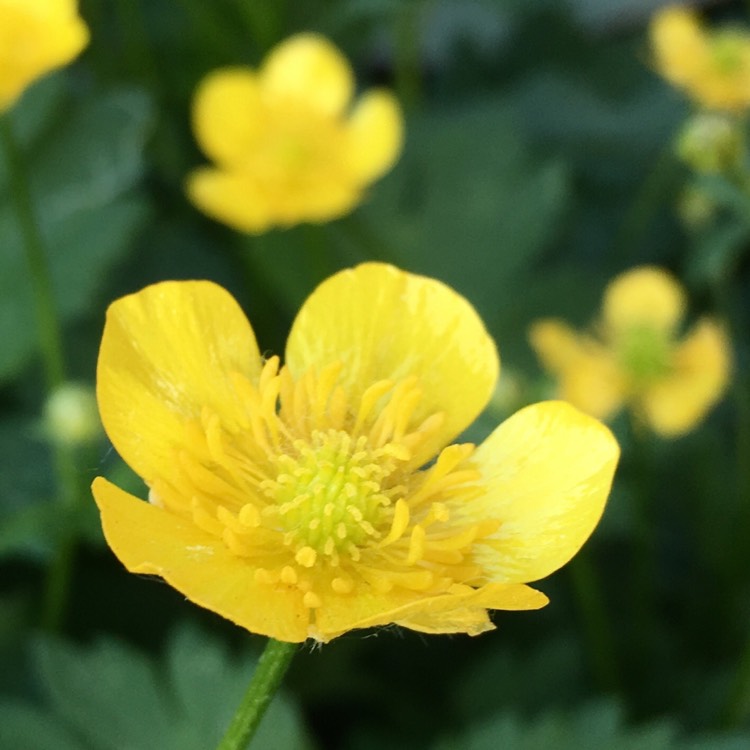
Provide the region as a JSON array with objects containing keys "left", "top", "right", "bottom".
[
  {"left": 675, "top": 112, "right": 744, "bottom": 174},
  {"left": 44, "top": 382, "right": 100, "bottom": 446}
]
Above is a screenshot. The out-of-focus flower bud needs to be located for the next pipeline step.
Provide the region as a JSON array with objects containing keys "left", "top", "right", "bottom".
[
  {"left": 675, "top": 112, "right": 744, "bottom": 174},
  {"left": 677, "top": 184, "right": 718, "bottom": 229},
  {"left": 44, "top": 382, "right": 100, "bottom": 446}
]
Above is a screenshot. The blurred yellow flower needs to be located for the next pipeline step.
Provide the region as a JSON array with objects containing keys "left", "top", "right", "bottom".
[
  {"left": 650, "top": 5, "right": 750, "bottom": 111},
  {"left": 186, "top": 34, "right": 403, "bottom": 234},
  {"left": 0, "top": 0, "right": 89, "bottom": 112},
  {"left": 92, "top": 263, "right": 618, "bottom": 643},
  {"left": 530, "top": 266, "right": 731, "bottom": 437}
]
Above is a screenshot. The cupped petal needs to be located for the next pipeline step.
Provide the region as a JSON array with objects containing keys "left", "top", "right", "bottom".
[
  {"left": 285, "top": 263, "right": 500, "bottom": 460},
  {"left": 345, "top": 89, "right": 404, "bottom": 184},
  {"left": 191, "top": 68, "right": 265, "bottom": 166},
  {"left": 260, "top": 33, "right": 354, "bottom": 117},
  {"left": 470, "top": 401, "right": 619, "bottom": 584},
  {"left": 97, "top": 280, "right": 262, "bottom": 484},
  {"left": 639, "top": 318, "right": 731, "bottom": 437},
  {"left": 92, "top": 478, "right": 309, "bottom": 642},
  {"left": 186, "top": 168, "right": 272, "bottom": 234},
  {"left": 602, "top": 266, "right": 686, "bottom": 336}
]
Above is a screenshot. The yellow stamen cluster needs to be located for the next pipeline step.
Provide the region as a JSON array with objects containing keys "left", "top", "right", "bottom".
[{"left": 149, "top": 357, "right": 495, "bottom": 623}]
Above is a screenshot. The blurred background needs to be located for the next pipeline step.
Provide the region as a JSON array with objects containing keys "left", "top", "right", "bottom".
[{"left": 3, "top": 0, "right": 750, "bottom": 748}]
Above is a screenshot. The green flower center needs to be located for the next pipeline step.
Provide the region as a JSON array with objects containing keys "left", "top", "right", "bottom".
[
  {"left": 262, "top": 429, "right": 403, "bottom": 565},
  {"left": 616, "top": 325, "right": 673, "bottom": 386},
  {"left": 711, "top": 31, "right": 748, "bottom": 74}
]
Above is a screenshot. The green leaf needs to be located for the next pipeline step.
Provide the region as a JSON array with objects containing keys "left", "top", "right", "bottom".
[
  {"left": 0, "top": 703, "right": 84, "bottom": 750},
  {"left": 12, "top": 624, "right": 312, "bottom": 750},
  {"left": 436, "top": 700, "right": 750, "bottom": 750},
  {"left": 0, "top": 88, "right": 153, "bottom": 383},
  {"left": 360, "top": 99, "right": 570, "bottom": 321}
]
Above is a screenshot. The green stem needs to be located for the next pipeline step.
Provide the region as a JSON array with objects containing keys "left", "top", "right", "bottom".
[
  {"left": 393, "top": 1, "right": 423, "bottom": 111},
  {"left": 0, "top": 114, "right": 65, "bottom": 389},
  {"left": 1, "top": 113, "right": 82, "bottom": 632},
  {"left": 216, "top": 639, "right": 298, "bottom": 750},
  {"left": 568, "top": 552, "right": 621, "bottom": 694},
  {"left": 722, "top": 629, "right": 750, "bottom": 727}
]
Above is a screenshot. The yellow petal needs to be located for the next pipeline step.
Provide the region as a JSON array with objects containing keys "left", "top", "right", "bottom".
[
  {"left": 97, "top": 280, "right": 262, "bottom": 484},
  {"left": 345, "top": 89, "right": 404, "bottom": 183},
  {"left": 191, "top": 68, "right": 264, "bottom": 166},
  {"left": 186, "top": 168, "right": 271, "bottom": 234},
  {"left": 92, "top": 478, "right": 309, "bottom": 642},
  {"left": 602, "top": 266, "right": 686, "bottom": 335},
  {"left": 529, "top": 320, "right": 625, "bottom": 421},
  {"left": 639, "top": 318, "right": 731, "bottom": 436},
  {"left": 529, "top": 319, "right": 585, "bottom": 373},
  {"left": 0, "top": 0, "right": 89, "bottom": 111},
  {"left": 313, "top": 581, "right": 546, "bottom": 640},
  {"left": 650, "top": 5, "right": 709, "bottom": 87},
  {"left": 557, "top": 350, "right": 626, "bottom": 422},
  {"left": 260, "top": 33, "right": 354, "bottom": 117},
  {"left": 285, "top": 263, "right": 500, "bottom": 462},
  {"left": 471, "top": 401, "right": 619, "bottom": 584}
]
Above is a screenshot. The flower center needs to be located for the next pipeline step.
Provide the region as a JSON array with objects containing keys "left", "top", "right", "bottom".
[
  {"left": 616, "top": 325, "right": 673, "bottom": 385},
  {"left": 261, "top": 429, "right": 404, "bottom": 565},
  {"left": 711, "top": 31, "right": 749, "bottom": 75}
]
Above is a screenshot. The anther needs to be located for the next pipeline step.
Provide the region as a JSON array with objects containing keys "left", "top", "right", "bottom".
[
  {"left": 303, "top": 591, "right": 322, "bottom": 609},
  {"left": 295, "top": 546, "right": 317, "bottom": 568}
]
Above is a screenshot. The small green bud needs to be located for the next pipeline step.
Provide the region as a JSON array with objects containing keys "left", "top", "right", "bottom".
[
  {"left": 44, "top": 382, "right": 101, "bottom": 446},
  {"left": 677, "top": 184, "right": 718, "bottom": 229},
  {"left": 675, "top": 112, "right": 744, "bottom": 174}
]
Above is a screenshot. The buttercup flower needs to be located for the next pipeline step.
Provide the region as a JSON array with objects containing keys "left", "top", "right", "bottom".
[
  {"left": 530, "top": 266, "right": 731, "bottom": 437},
  {"left": 0, "top": 0, "right": 89, "bottom": 112},
  {"left": 650, "top": 5, "right": 750, "bottom": 111},
  {"left": 187, "top": 34, "right": 403, "bottom": 234},
  {"left": 93, "top": 263, "right": 618, "bottom": 643}
]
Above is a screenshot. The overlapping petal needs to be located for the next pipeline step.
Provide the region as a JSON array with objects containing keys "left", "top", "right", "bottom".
[
  {"left": 640, "top": 319, "right": 731, "bottom": 436},
  {"left": 93, "top": 478, "right": 309, "bottom": 642},
  {"left": 261, "top": 33, "right": 353, "bottom": 117},
  {"left": 471, "top": 401, "right": 619, "bottom": 584},
  {"left": 345, "top": 90, "right": 404, "bottom": 183},
  {"left": 191, "top": 68, "right": 264, "bottom": 166},
  {"left": 97, "top": 280, "right": 262, "bottom": 484},
  {"left": 650, "top": 5, "right": 709, "bottom": 88},
  {"left": 285, "top": 263, "right": 500, "bottom": 462}
]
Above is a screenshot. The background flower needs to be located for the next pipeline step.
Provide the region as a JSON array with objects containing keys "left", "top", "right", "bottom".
[
  {"left": 187, "top": 34, "right": 403, "bottom": 233},
  {"left": 0, "top": 0, "right": 88, "bottom": 112},
  {"left": 529, "top": 266, "right": 731, "bottom": 437}
]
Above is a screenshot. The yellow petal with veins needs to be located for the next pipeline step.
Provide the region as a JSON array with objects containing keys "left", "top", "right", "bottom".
[
  {"left": 97, "top": 280, "right": 262, "bottom": 485},
  {"left": 93, "top": 478, "right": 310, "bottom": 642},
  {"left": 471, "top": 401, "right": 619, "bottom": 584},
  {"left": 286, "top": 263, "right": 499, "bottom": 466}
]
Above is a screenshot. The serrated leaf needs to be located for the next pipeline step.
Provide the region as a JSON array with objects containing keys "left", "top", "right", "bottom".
[
  {"left": 19, "top": 625, "right": 311, "bottom": 750},
  {"left": 0, "top": 88, "right": 153, "bottom": 383},
  {"left": 0, "top": 703, "right": 84, "bottom": 750}
]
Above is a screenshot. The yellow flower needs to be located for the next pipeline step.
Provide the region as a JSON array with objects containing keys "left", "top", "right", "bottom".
[
  {"left": 92, "top": 263, "right": 618, "bottom": 643},
  {"left": 530, "top": 266, "right": 731, "bottom": 437},
  {"left": 0, "top": 0, "right": 89, "bottom": 112},
  {"left": 186, "top": 34, "right": 403, "bottom": 234},
  {"left": 650, "top": 5, "right": 750, "bottom": 111}
]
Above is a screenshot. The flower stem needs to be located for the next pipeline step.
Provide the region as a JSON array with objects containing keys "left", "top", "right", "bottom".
[
  {"left": 568, "top": 551, "right": 621, "bottom": 694},
  {"left": 0, "top": 113, "right": 65, "bottom": 389},
  {"left": 1, "top": 112, "right": 81, "bottom": 632},
  {"left": 216, "top": 639, "right": 298, "bottom": 750}
]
